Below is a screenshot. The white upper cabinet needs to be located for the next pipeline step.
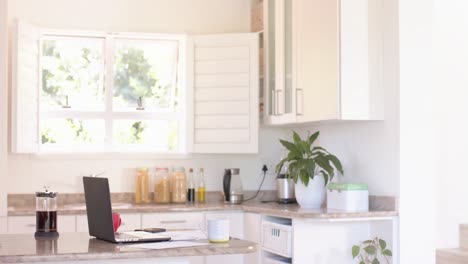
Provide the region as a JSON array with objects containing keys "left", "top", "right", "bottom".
[
  {"left": 263, "top": 0, "right": 384, "bottom": 125},
  {"left": 187, "top": 33, "right": 259, "bottom": 154}
]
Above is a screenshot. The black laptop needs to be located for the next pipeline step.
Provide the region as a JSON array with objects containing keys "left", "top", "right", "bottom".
[{"left": 83, "top": 176, "right": 171, "bottom": 243}]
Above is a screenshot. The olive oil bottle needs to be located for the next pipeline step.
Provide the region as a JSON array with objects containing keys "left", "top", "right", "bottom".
[{"left": 197, "top": 168, "right": 206, "bottom": 203}]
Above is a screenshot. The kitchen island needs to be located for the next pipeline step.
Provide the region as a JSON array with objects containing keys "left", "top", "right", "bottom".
[{"left": 0, "top": 233, "right": 257, "bottom": 263}]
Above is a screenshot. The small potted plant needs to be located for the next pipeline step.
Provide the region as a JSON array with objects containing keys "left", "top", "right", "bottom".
[
  {"left": 352, "top": 237, "right": 393, "bottom": 264},
  {"left": 275, "top": 131, "right": 343, "bottom": 208}
]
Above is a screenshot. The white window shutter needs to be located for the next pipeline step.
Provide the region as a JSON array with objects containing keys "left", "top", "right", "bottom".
[
  {"left": 11, "top": 20, "right": 41, "bottom": 153},
  {"left": 187, "top": 33, "right": 259, "bottom": 154}
]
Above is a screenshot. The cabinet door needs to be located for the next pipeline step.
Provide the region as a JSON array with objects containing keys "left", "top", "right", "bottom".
[
  {"left": 206, "top": 254, "right": 244, "bottom": 264},
  {"left": 187, "top": 33, "right": 259, "bottom": 154},
  {"left": 142, "top": 213, "right": 204, "bottom": 230},
  {"left": 7, "top": 216, "right": 35, "bottom": 234},
  {"left": 0, "top": 217, "right": 7, "bottom": 234},
  {"left": 76, "top": 214, "right": 141, "bottom": 233},
  {"left": 243, "top": 213, "right": 262, "bottom": 264},
  {"left": 264, "top": 0, "right": 297, "bottom": 125},
  {"left": 293, "top": 0, "right": 340, "bottom": 122},
  {"left": 205, "top": 211, "right": 244, "bottom": 239},
  {"left": 7, "top": 215, "right": 76, "bottom": 234}
]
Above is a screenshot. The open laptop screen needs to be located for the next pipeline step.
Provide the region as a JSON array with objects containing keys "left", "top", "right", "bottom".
[{"left": 83, "top": 177, "right": 116, "bottom": 242}]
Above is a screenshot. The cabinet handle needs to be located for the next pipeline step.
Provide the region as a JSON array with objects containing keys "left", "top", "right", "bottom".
[
  {"left": 271, "top": 90, "right": 276, "bottom": 116},
  {"left": 296, "top": 88, "right": 303, "bottom": 115},
  {"left": 160, "top": 220, "right": 187, "bottom": 224},
  {"left": 276, "top": 90, "right": 284, "bottom": 115},
  {"left": 26, "top": 224, "right": 36, "bottom": 227}
]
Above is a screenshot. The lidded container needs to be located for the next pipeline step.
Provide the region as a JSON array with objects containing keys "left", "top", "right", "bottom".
[
  {"left": 154, "top": 167, "right": 170, "bottom": 204},
  {"left": 326, "top": 183, "right": 369, "bottom": 212},
  {"left": 135, "top": 168, "right": 150, "bottom": 204},
  {"left": 171, "top": 167, "right": 187, "bottom": 203},
  {"left": 35, "top": 186, "right": 59, "bottom": 238}
]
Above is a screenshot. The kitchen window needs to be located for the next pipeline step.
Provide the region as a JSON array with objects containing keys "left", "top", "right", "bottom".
[
  {"left": 34, "top": 32, "right": 184, "bottom": 153},
  {"left": 12, "top": 21, "right": 259, "bottom": 155}
]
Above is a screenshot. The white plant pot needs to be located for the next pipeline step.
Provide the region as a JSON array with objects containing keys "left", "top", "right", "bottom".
[{"left": 295, "top": 175, "right": 326, "bottom": 209}]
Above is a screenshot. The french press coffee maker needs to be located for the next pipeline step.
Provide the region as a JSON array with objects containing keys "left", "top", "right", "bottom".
[{"left": 35, "top": 186, "right": 59, "bottom": 238}]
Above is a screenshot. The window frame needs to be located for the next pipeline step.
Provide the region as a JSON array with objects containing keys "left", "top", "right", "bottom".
[{"left": 37, "top": 29, "right": 188, "bottom": 155}]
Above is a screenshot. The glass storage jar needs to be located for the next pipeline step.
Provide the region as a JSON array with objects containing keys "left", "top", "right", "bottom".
[
  {"left": 171, "top": 167, "right": 187, "bottom": 203},
  {"left": 135, "top": 168, "right": 150, "bottom": 204},
  {"left": 154, "top": 167, "right": 170, "bottom": 204}
]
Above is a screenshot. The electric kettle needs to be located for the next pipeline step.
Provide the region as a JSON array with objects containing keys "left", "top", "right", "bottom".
[{"left": 223, "top": 168, "right": 244, "bottom": 204}]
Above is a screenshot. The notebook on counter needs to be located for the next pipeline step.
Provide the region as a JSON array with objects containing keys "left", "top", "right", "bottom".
[{"left": 83, "top": 176, "right": 171, "bottom": 243}]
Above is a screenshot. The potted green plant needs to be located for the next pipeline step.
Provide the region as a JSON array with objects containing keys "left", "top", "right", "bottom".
[
  {"left": 275, "top": 131, "right": 343, "bottom": 208},
  {"left": 352, "top": 237, "right": 393, "bottom": 264}
]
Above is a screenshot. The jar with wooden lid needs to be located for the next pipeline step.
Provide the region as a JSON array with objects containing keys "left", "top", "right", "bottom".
[
  {"left": 171, "top": 167, "right": 187, "bottom": 203},
  {"left": 154, "top": 167, "right": 170, "bottom": 204},
  {"left": 135, "top": 168, "right": 150, "bottom": 204}
]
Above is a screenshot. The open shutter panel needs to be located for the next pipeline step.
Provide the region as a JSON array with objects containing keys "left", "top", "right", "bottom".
[
  {"left": 12, "top": 20, "right": 41, "bottom": 153},
  {"left": 187, "top": 33, "right": 259, "bottom": 154}
]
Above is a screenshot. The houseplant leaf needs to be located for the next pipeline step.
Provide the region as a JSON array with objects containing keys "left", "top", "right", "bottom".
[
  {"left": 378, "top": 239, "right": 386, "bottom": 250},
  {"left": 308, "top": 131, "right": 320, "bottom": 145},
  {"left": 319, "top": 170, "right": 330, "bottom": 186},
  {"left": 327, "top": 154, "right": 344, "bottom": 175},
  {"left": 364, "top": 245, "right": 376, "bottom": 255},
  {"left": 279, "top": 139, "right": 300, "bottom": 156},
  {"left": 352, "top": 245, "right": 360, "bottom": 259},
  {"left": 382, "top": 249, "right": 392, "bottom": 256},
  {"left": 275, "top": 158, "right": 287, "bottom": 174},
  {"left": 372, "top": 258, "right": 380, "bottom": 264},
  {"left": 293, "top": 131, "right": 301, "bottom": 144}
]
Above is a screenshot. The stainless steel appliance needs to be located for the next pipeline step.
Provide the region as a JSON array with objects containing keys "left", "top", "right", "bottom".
[
  {"left": 277, "top": 174, "right": 296, "bottom": 204},
  {"left": 223, "top": 168, "right": 244, "bottom": 204}
]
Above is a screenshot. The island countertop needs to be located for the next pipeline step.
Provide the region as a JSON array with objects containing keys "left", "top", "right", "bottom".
[{"left": 0, "top": 233, "right": 257, "bottom": 263}]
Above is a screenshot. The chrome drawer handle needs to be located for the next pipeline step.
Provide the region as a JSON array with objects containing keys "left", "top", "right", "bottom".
[{"left": 160, "top": 220, "right": 187, "bottom": 224}]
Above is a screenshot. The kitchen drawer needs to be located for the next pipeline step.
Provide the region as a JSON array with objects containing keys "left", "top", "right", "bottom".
[
  {"left": 261, "top": 217, "right": 292, "bottom": 258},
  {"left": 142, "top": 212, "right": 204, "bottom": 230},
  {"left": 8, "top": 215, "right": 76, "bottom": 234},
  {"left": 76, "top": 214, "right": 141, "bottom": 232},
  {"left": 205, "top": 211, "right": 244, "bottom": 239}
]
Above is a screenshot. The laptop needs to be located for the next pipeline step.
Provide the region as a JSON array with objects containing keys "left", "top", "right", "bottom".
[{"left": 83, "top": 176, "right": 171, "bottom": 243}]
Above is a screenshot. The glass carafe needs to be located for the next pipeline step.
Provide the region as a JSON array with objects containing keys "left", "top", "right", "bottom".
[{"left": 35, "top": 187, "right": 59, "bottom": 238}]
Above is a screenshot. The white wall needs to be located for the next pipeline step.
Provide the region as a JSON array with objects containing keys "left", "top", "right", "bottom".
[
  {"left": 0, "top": 0, "right": 8, "bottom": 216},
  {"left": 4, "top": 0, "right": 286, "bottom": 197},
  {"left": 434, "top": 0, "right": 468, "bottom": 249},
  {"left": 291, "top": 0, "right": 400, "bottom": 196},
  {"left": 7, "top": 0, "right": 251, "bottom": 34},
  {"left": 399, "top": 0, "right": 435, "bottom": 263}
]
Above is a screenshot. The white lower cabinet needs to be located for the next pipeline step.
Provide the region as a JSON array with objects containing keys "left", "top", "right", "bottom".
[
  {"left": 0, "top": 216, "right": 7, "bottom": 234},
  {"left": 7, "top": 216, "right": 35, "bottom": 234},
  {"left": 244, "top": 213, "right": 261, "bottom": 264},
  {"left": 142, "top": 212, "right": 204, "bottom": 230},
  {"left": 76, "top": 213, "right": 141, "bottom": 233},
  {"left": 7, "top": 215, "right": 76, "bottom": 234},
  {"left": 59, "top": 215, "right": 77, "bottom": 232},
  {"left": 205, "top": 254, "right": 244, "bottom": 264}
]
